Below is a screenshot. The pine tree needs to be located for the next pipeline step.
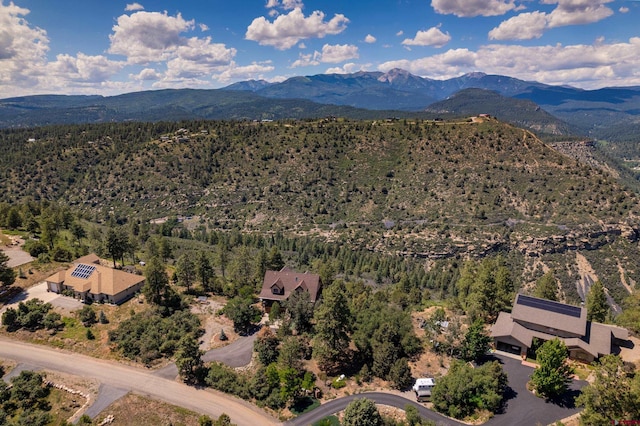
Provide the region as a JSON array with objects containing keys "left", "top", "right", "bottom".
[
  {"left": 175, "top": 334, "right": 204, "bottom": 384},
  {"left": 313, "top": 281, "right": 352, "bottom": 374},
  {"left": 0, "top": 251, "right": 16, "bottom": 287},
  {"left": 534, "top": 271, "right": 558, "bottom": 301},
  {"left": 586, "top": 281, "right": 609, "bottom": 323}
]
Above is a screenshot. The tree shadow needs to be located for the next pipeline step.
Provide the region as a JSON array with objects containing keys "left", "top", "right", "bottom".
[
  {"left": 495, "top": 385, "right": 517, "bottom": 414},
  {"left": 544, "top": 388, "right": 580, "bottom": 409}
]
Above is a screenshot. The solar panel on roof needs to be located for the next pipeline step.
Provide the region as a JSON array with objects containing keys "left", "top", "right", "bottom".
[
  {"left": 70, "top": 264, "right": 96, "bottom": 279},
  {"left": 517, "top": 294, "right": 582, "bottom": 318}
]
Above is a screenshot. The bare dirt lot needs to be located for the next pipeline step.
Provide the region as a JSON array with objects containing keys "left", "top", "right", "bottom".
[{"left": 0, "top": 233, "right": 34, "bottom": 268}]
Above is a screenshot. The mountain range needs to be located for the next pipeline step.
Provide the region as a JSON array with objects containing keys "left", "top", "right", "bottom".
[{"left": 1, "top": 69, "right": 639, "bottom": 142}]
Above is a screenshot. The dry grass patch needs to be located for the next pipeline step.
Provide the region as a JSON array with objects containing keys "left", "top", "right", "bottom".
[{"left": 94, "top": 393, "right": 203, "bottom": 426}]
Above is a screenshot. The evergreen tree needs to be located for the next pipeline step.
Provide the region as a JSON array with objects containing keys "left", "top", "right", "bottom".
[
  {"left": 175, "top": 253, "right": 196, "bottom": 292},
  {"left": 388, "top": 358, "right": 414, "bottom": 390},
  {"left": 0, "top": 251, "right": 16, "bottom": 287},
  {"left": 196, "top": 251, "right": 214, "bottom": 292},
  {"left": 105, "top": 227, "right": 129, "bottom": 268},
  {"left": 455, "top": 257, "right": 514, "bottom": 322},
  {"left": 224, "top": 296, "right": 261, "bottom": 334},
  {"left": 460, "top": 319, "right": 491, "bottom": 361},
  {"left": 586, "top": 281, "right": 609, "bottom": 323},
  {"left": 529, "top": 339, "right": 573, "bottom": 399},
  {"left": 343, "top": 398, "right": 383, "bottom": 426},
  {"left": 534, "top": 271, "right": 558, "bottom": 301},
  {"left": 175, "top": 333, "right": 204, "bottom": 384},
  {"left": 254, "top": 327, "right": 280, "bottom": 366},
  {"left": 577, "top": 355, "right": 640, "bottom": 424},
  {"left": 284, "top": 290, "right": 314, "bottom": 334},
  {"left": 267, "top": 246, "right": 285, "bottom": 271},
  {"left": 313, "top": 281, "right": 352, "bottom": 374},
  {"left": 143, "top": 256, "right": 169, "bottom": 306}
]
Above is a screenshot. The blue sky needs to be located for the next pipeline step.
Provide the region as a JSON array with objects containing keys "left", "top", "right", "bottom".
[{"left": 1, "top": 0, "right": 639, "bottom": 97}]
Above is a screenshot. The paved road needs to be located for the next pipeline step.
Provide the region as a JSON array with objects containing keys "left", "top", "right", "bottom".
[
  {"left": 0, "top": 337, "right": 585, "bottom": 426},
  {"left": 154, "top": 332, "right": 258, "bottom": 380},
  {"left": 486, "top": 354, "right": 585, "bottom": 426},
  {"left": 0, "top": 337, "right": 279, "bottom": 426},
  {"left": 289, "top": 354, "right": 585, "bottom": 426},
  {"left": 287, "top": 392, "right": 463, "bottom": 426}
]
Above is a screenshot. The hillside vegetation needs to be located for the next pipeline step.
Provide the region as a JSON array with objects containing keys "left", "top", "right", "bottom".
[{"left": 1, "top": 117, "right": 639, "bottom": 303}]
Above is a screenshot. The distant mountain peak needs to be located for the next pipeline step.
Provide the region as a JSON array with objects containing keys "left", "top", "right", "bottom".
[
  {"left": 223, "top": 79, "right": 271, "bottom": 92},
  {"left": 464, "top": 72, "right": 487, "bottom": 79},
  {"left": 378, "top": 68, "right": 416, "bottom": 83}
]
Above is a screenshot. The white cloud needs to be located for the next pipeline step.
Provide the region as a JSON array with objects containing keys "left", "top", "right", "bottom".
[
  {"left": 108, "top": 11, "right": 195, "bottom": 64},
  {"left": 619, "top": 6, "right": 629, "bottom": 13},
  {"left": 131, "top": 68, "right": 161, "bottom": 81},
  {"left": 0, "top": 2, "right": 49, "bottom": 94},
  {"left": 125, "top": 3, "right": 144, "bottom": 12},
  {"left": 325, "top": 63, "right": 372, "bottom": 74},
  {"left": 199, "top": 23, "right": 209, "bottom": 31},
  {"left": 396, "top": 30, "right": 404, "bottom": 36},
  {"left": 282, "top": 0, "right": 304, "bottom": 9},
  {"left": 431, "top": 0, "right": 517, "bottom": 17},
  {"left": 175, "top": 37, "right": 236, "bottom": 65},
  {"left": 379, "top": 38, "right": 640, "bottom": 89},
  {"left": 47, "top": 53, "right": 124, "bottom": 83},
  {"left": 544, "top": 0, "right": 614, "bottom": 28},
  {"left": 212, "top": 62, "right": 275, "bottom": 84},
  {"left": 266, "top": 0, "right": 304, "bottom": 9},
  {"left": 402, "top": 27, "right": 451, "bottom": 48},
  {"left": 489, "top": 11, "right": 548, "bottom": 40},
  {"left": 291, "top": 52, "right": 320, "bottom": 67},
  {"left": 290, "top": 44, "right": 359, "bottom": 68},
  {"left": 320, "top": 43, "right": 358, "bottom": 63},
  {"left": 245, "top": 7, "right": 349, "bottom": 50},
  {"left": 291, "top": 43, "right": 358, "bottom": 67},
  {"left": 490, "top": 0, "right": 615, "bottom": 41},
  {"left": 365, "top": 34, "right": 377, "bottom": 43}
]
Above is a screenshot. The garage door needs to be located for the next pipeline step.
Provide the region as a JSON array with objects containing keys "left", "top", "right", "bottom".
[{"left": 497, "top": 341, "right": 521, "bottom": 355}]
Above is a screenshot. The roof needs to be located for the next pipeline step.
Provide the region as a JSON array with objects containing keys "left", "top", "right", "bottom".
[
  {"left": 492, "top": 299, "right": 628, "bottom": 359},
  {"left": 45, "top": 255, "right": 144, "bottom": 297},
  {"left": 73, "top": 253, "right": 100, "bottom": 265},
  {"left": 511, "top": 294, "right": 587, "bottom": 336},
  {"left": 259, "top": 268, "right": 321, "bottom": 303},
  {"left": 413, "top": 378, "right": 435, "bottom": 387}
]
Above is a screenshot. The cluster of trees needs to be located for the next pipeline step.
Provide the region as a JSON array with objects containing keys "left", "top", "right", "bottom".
[
  {"left": 577, "top": 354, "right": 640, "bottom": 424},
  {"left": 108, "top": 309, "right": 201, "bottom": 366},
  {"left": 108, "top": 252, "right": 204, "bottom": 365},
  {"left": 454, "top": 257, "right": 514, "bottom": 322},
  {"left": 0, "top": 201, "right": 88, "bottom": 264},
  {"left": 1, "top": 299, "right": 62, "bottom": 332},
  {"left": 431, "top": 360, "right": 508, "bottom": 419},
  {"left": 0, "top": 370, "right": 52, "bottom": 426}
]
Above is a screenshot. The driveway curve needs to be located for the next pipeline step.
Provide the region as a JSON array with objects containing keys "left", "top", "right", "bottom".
[
  {"left": 153, "top": 332, "right": 257, "bottom": 379},
  {"left": 287, "top": 392, "right": 464, "bottom": 426},
  {"left": 0, "top": 337, "right": 278, "bottom": 426}
]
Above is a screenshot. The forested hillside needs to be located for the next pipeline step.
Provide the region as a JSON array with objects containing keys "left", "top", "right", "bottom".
[{"left": 1, "top": 117, "right": 639, "bottom": 303}]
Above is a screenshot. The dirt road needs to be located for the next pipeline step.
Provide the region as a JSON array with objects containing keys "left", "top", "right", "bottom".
[{"left": 0, "top": 337, "right": 279, "bottom": 426}]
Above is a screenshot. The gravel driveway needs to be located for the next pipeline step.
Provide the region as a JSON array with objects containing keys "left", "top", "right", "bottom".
[{"left": 1, "top": 247, "right": 34, "bottom": 268}]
